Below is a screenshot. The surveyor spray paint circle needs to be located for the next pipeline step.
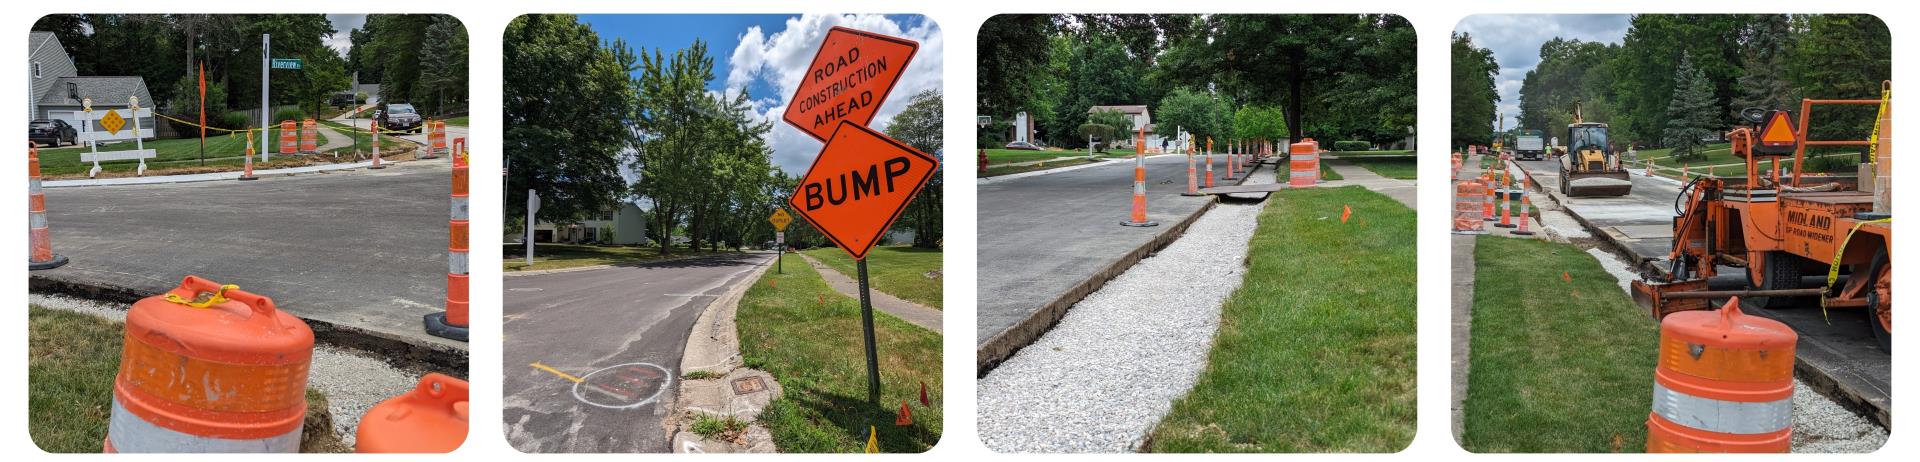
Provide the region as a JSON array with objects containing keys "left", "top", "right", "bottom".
[{"left": 572, "top": 362, "right": 673, "bottom": 409}]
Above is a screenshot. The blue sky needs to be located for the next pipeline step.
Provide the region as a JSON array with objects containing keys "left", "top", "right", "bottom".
[
  {"left": 576, "top": 14, "right": 944, "bottom": 176},
  {"left": 1455, "top": 14, "right": 1631, "bottom": 131}
]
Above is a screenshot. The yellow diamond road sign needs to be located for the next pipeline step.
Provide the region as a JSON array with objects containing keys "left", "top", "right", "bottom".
[
  {"left": 769, "top": 209, "right": 793, "bottom": 231},
  {"left": 99, "top": 110, "right": 126, "bottom": 135}
]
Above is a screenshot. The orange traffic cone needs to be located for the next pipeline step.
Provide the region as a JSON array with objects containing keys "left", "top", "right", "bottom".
[
  {"left": 895, "top": 401, "right": 913, "bottom": 426},
  {"left": 240, "top": 130, "right": 259, "bottom": 181},
  {"left": 1122, "top": 126, "right": 1158, "bottom": 227}
]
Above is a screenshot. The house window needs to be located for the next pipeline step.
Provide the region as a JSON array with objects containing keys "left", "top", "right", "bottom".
[
  {"left": 32, "top": 61, "right": 40, "bottom": 78},
  {"left": 66, "top": 82, "right": 79, "bottom": 102}
]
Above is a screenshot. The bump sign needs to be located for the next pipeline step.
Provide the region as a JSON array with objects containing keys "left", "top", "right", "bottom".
[
  {"left": 782, "top": 27, "right": 918, "bottom": 142},
  {"left": 787, "top": 121, "right": 938, "bottom": 261}
]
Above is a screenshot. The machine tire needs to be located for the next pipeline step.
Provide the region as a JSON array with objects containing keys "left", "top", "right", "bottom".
[
  {"left": 1865, "top": 249, "right": 1891, "bottom": 352},
  {"left": 1747, "top": 250, "right": 1804, "bottom": 309}
]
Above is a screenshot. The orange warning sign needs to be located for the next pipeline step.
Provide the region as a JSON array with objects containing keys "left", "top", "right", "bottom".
[
  {"left": 782, "top": 27, "right": 919, "bottom": 142},
  {"left": 787, "top": 121, "right": 939, "bottom": 260},
  {"left": 1756, "top": 110, "right": 1797, "bottom": 155},
  {"left": 768, "top": 208, "right": 793, "bottom": 231}
]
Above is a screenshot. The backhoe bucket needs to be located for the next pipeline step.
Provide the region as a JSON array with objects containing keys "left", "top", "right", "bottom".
[
  {"left": 1565, "top": 170, "right": 1633, "bottom": 197},
  {"left": 1632, "top": 278, "right": 1711, "bottom": 320}
]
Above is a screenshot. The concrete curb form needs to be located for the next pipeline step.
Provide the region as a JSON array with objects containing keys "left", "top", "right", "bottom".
[
  {"left": 975, "top": 162, "right": 1265, "bottom": 375},
  {"left": 27, "top": 274, "right": 468, "bottom": 377},
  {"left": 670, "top": 253, "right": 780, "bottom": 453}
]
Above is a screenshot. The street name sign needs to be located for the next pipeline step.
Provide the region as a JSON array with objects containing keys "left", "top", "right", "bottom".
[
  {"left": 271, "top": 58, "right": 302, "bottom": 70},
  {"left": 787, "top": 120, "right": 938, "bottom": 260},
  {"left": 782, "top": 27, "right": 918, "bottom": 142}
]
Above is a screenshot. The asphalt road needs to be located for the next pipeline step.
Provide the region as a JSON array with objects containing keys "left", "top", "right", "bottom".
[
  {"left": 976, "top": 155, "right": 1213, "bottom": 354},
  {"left": 502, "top": 252, "right": 770, "bottom": 453},
  {"left": 35, "top": 160, "right": 458, "bottom": 352},
  {"left": 1512, "top": 157, "right": 1890, "bottom": 425}
]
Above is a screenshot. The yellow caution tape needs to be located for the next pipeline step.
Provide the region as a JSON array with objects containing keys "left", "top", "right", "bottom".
[
  {"left": 1868, "top": 83, "right": 1890, "bottom": 164},
  {"left": 164, "top": 284, "right": 241, "bottom": 309},
  {"left": 1821, "top": 217, "right": 1891, "bottom": 320}
]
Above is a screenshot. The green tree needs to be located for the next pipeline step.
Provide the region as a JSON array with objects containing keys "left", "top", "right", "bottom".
[
  {"left": 1790, "top": 14, "right": 1890, "bottom": 148},
  {"left": 503, "top": 14, "right": 636, "bottom": 226},
  {"left": 1452, "top": 32, "right": 1499, "bottom": 149},
  {"left": 1730, "top": 14, "right": 1796, "bottom": 117},
  {"left": 1232, "top": 105, "right": 1289, "bottom": 147},
  {"left": 415, "top": 17, "right": 470, "bottom": 115},
  {"left": 1085, "top": 108, "right": 1131, "bottom": 151},
  {"left": 977, "top": 14, "right": 1056, "bottom": 135},
  {"left": 1661, "top": 52, "right": 1719, "bottom": 161},
  {"left": 1154, "top": 88, "right": 1223, "bottom": 142},
  {"left": 886, "top": 90, "right": 943, "bottom": 249}
]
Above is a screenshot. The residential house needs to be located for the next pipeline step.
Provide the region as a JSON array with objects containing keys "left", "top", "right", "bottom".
[
  {"left": 1087, "top": 105, "right": 1164, "bottom": 150},
  {"left": 29, "top": 31, "right": 156, "bottom": 136},
  {"left": 524, "top": 203, "right": 650, "bottom": 245}
]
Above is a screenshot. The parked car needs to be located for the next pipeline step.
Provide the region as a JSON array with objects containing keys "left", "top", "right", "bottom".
[
  {"left": 29, "top": 119, "right": 78, "bottom": 147},
  {"left": 382, "top": 103, "right": 424, "bottom": 133}
]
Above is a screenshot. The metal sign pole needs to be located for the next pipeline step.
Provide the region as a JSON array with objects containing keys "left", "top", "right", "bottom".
[
  {"left": 526, "top": 190, "right": 539, "bottom": 267},
  {"left": 856, "top": 259, "right": 880, "bottom": 405},
  {"left": 261, "top": 33, "right": 271, "bottom": 163}
]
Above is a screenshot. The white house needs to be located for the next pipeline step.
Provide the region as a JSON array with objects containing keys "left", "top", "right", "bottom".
[
  {"left": 525, "top": 203, "right": 650, "bottom": 245},
  {"left": 29, "top": 31, "right": 156, "bottom": 135},
  {"left": 1088, "top": 105, "right": 1165, "bottom": 150}
]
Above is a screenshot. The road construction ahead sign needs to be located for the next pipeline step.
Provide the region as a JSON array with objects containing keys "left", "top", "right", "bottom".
[
  {"left": 1756, "top": 110, "right": 1798, "bottom": 155},
  {"left": 769, "top": 208, "right": 793, "bottom": 231},
  {"left": 782, "top": 27, "right": 918, "bottom": 142},
  {"left": 787, "top": 121, "right": 939, "bottom": 260}
]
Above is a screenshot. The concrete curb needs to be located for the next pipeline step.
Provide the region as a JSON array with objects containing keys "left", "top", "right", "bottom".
[
  {"left": 43, "top": 153, "right": 436, "bottom": 188},
  {"left": 975, "top": 162, "right": 1264, "bottom": 375},
  {"left": 28, "top": 274, "right": 468, "bottom": 377},
  {"left": 977, "top": 153, "right": 1180, "bottom": 184},
  {"left": 503, "top": 252, "right": 733, "bottom": 278},
  {"left": 669, "top": 253, "right": 780, "bottom": 453}
]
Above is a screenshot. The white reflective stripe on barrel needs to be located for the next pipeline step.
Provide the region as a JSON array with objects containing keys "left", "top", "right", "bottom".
[
  {"left": 1289, "top": 170, "right": 1315, "bottom": 177},
  {"left": 451, "top": 196, "right": 469, "bottom": 220},
  {"left": 30, "top": 213, "right": 48, "bottom": 229},
  {"left": 29, "top": 178, "right": 42, "bottom": 193},
  {"left": 450, "top": 252, "right": 468, "bottom": 275},
  {"left": 1650, "top": 382, "right": 1792, "bottom": 435},
  {"left": 108, "top": 398, "right": 301, "bottom": 453}
]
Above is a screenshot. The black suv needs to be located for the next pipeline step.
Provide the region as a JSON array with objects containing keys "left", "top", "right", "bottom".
[{"left": 29, "top": 119, "right": 78, "bottom": 147}]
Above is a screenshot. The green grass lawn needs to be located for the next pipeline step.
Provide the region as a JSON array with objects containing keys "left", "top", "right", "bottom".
[
  {"left": 442, "top": 116, "right": 469, "bottom": 127},
  {"left": 503, "top": 243, "right": 733, "bottom": 271},
  {"left": 1461, "top": 237, "right": 1658, "bottom": 453},
  {"left": 1318, "top": 161, "right": 1344, "bottom": 181},
  {"left": 1345, "top": 157, "right": 1417, "bottom": 179},
  {"left": 981, "top": 148, "right": 1082, "bottom": 164},
  {"left": 981, "top": 157, "right": 1100, "bottom": 177},
  {"left": 802, "top": 245, "right": 943, "bottom": 310},
  {"left": 737, "top": 253, "right": 942, "bottom": 453},
  {"left": 1146, "top": 186, "right": 1415, "bottom": 452},
  {"left": 35, "top": 129, "right": 305, "bottom": 177},
  {"left": 28, "top": 306, "right": 347, "bottom": 453},
  {"left": 1326, "top": 150, "right": 1414, "bottom": 157},
  {"left": 1636, "top": 143, "right": 1733, "bottom": 167}
]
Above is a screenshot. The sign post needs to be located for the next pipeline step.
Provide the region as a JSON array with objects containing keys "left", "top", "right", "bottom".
[
  {"left": 526, "top": 190, "right": 541, "bottom": 267},
  {"left": 768, "top": 208, "right": 793, "bottom": 274},
  {"left": 261, "top": 33, "right": 271, "bottom": 163},
  {"left": 783, "top": 27, "right": 926, "bottom": 427}
]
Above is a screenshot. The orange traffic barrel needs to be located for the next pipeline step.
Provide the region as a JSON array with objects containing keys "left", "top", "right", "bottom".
[
  {"left": 299, "top": 119, "right": 319, "bottom": 154},
  {"left": 1452, "top": 179, "right": 1486, "bottom": 234},
  {"left": 1288, "top": 139, "right": 1319, "bottom": 188},
  {"left": 430, "top": 121, "right": 450, "bottom": 157},
  {"left": 279, "top": 120, "right": 298, "bottom": 155},
  {"left": 355, "top": 373, "right": 469, "bottom": 453},
  {"left": 1646, "top": 297, "right": 1796, "bottom": 453},
  {"left": 106, "top": 276, "right": 313, "bottom": 452}
]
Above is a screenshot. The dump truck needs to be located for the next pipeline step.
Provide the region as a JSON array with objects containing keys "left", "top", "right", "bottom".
[
  {"left": 1514, "top": 129, "right": 1546, "bottom": 161},
  {"left": 1632, "top": 82, "right": 1893, "bottom": 351},
  {"left": 1558, "top": 100, "right": 1633, "bottom": 196}
]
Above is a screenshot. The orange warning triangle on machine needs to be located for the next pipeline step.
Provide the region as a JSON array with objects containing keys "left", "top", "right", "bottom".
[{"left": 1758, "top": 111, "right": 1798, "bottom": 149}]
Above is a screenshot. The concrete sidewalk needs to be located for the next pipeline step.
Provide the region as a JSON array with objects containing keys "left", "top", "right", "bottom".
[
  {"left": 798, "top": 253, "right": 942, "bottom": 334},
  {"left": 1323, "top": 158, "right": 1415, "bottom": 208}
]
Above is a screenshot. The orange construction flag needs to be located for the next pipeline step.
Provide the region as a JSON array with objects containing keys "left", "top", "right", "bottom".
[
  {"left": 1562, "top": 271, "right": 1573, "bottom": 282},
  {"left": 1341, "top": 205, "right": 1352, "bottom": 224}
]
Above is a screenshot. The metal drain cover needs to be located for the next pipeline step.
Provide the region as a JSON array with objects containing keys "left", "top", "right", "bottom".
[{"left": 731, "top": 376, "right": 767, "bottom": 395}]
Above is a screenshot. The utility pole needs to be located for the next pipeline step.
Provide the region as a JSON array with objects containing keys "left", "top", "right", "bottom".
[{"left": 261, "top": 33, "right": 271, "bottom": 162}]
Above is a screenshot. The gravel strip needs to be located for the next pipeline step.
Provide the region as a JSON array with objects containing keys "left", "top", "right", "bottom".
[
  {"left": 977, "top": 168, "right": 1269, "bottom": 453},
  {"left": 30, "top": 293, "right": 424, "bottom": 448},
  {"left": 1792, "top": 378, "right": 1888, "bottom": 452}
]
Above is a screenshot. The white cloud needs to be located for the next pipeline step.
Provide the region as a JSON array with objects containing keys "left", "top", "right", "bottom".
[{"left": 725, "top": 14, "right": 944, "bottom": 175}]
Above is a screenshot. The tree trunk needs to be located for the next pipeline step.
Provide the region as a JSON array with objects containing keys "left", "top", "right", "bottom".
[{"left": 1287, "top": 75, "right": 1305, "bottom": 143}]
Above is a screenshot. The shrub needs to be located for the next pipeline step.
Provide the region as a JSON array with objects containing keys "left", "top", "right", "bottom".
[
  {"left": 273, "top": 107, "right": 308, "bottom": 125},
  {"left": 220, "top": 111, "right": 252, "bottom": 130},
  {"left": 1333, "top": 140, "right": 1372, "bottom": 152}
]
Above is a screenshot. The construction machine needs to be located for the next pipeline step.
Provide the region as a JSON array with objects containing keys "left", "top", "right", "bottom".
[
  {"left": 1631, "top": 82, "right": 1893, "bottom": 351},
  {"left": 1558, "top": 100, "right": 1634, "bottom": 197}
]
